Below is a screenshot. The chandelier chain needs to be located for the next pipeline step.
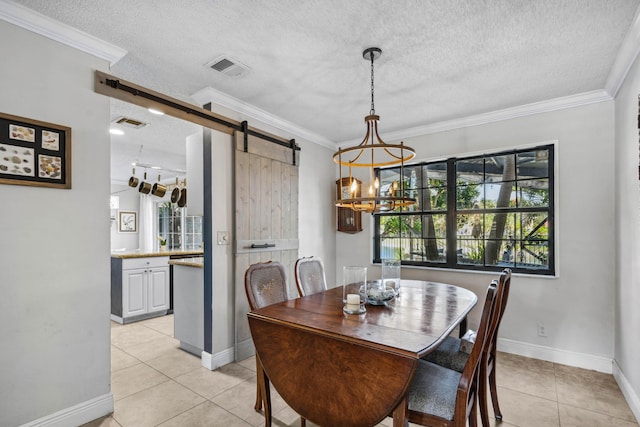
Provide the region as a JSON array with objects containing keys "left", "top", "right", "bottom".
[{"left": 370, "top": 53, "right": 375, "bottom": 115}]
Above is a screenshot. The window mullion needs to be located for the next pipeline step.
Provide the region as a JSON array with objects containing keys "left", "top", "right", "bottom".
[{"left": 446, "top": 158, "right": 457, "bottom": 267}]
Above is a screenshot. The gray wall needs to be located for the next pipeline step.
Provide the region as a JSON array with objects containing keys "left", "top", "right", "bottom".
[
  {"left": 614, "top": 49, "right": 640, "bottom": 420},
  {"left": 336, "top": 101, "right": 617, "bottom": 372},
  {"left": 0, "top": 21, "right": 112, "bottom": 426}
]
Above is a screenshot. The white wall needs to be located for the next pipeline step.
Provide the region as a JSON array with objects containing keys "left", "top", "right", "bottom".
[
  {"left": 0, "top": 21, "right": 112, "bottom": 426},
  {"left": 614, "top": 51, "right": 640, "bottom": 419},
  {"left": 336, "top": 102, "right": 617, "bottom": 371}
]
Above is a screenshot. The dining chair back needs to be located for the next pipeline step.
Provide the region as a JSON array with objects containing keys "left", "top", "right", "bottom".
[
  {"left": 294, "top": 256, "right": 328, "bottom": 297},
  {"left": 402, "top": 281, "right": 499, "bottom": 427},
  {"left": 244, "top": 261, "right": 289, "bottom": 427},
  {"left": 480, "top": 268, "right": 511, "bottom": 424},
  {"left": 422, "top": 268, "right": 511, "bottom": 426}
]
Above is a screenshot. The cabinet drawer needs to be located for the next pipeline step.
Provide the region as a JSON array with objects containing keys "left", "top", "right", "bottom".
[{"left": 122, "top": 256, "right": 170, "bottom": 270}]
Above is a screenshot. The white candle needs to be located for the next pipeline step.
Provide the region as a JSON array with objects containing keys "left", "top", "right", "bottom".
[{"left": 346, "top": 294, "right": 360, "bottom": 305}]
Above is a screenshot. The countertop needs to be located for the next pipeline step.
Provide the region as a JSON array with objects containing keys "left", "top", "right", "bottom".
[
  {"left": 111, "top": 250, "right": 203, "bottom": 259},
  {"left": 168, "top": 257, "right": 204, "bottom": 268}
]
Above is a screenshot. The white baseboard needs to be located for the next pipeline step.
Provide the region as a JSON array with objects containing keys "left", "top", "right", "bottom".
[
  {"left": 20, "top": 393, "right": 113, "bottom": 427},
  {"left": 201, "top": 347, "right": 235, "bottom": 370},
  {"left": 613, "top": 360, "right": 640, "bottom": 423},
  {"left": 497, "top": 338, "right": 613, "bottom": 373}
]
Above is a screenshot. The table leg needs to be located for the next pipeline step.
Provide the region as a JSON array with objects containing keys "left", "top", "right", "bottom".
[{"left": 392, "top": 397, "right": 409, "bottom": 427}]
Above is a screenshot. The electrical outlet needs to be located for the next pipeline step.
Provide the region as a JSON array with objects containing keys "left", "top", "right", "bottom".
[
  {"left": 217, "top": 231, "right": 230, "bottom": 245},
  {"left": 537, "top": 322, "right": 547, "bottom": 337}
]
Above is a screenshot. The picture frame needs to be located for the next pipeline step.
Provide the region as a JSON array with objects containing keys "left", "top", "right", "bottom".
[
  {"left": 118, "top": 211, "right": 137, "bottom": 233},
  {"left": 0, "top": 112, "right": 71, "bottom": 189}
]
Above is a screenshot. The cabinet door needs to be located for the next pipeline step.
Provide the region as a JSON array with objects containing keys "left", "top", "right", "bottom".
[
  {"left": 147, "top": 266, "right": 169, "bottom": 312},
  {"left": 123, "top": 268, "right": 147, "bottom": 317}
]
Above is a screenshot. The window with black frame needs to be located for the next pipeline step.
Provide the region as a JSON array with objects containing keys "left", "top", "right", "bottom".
[{"left": 373, "top": 144, "right": 554, "bottom": 275}]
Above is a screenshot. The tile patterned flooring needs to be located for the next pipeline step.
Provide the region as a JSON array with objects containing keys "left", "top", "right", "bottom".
[{"left": 83, "top": 315, "right": 639, "bottom": 427}]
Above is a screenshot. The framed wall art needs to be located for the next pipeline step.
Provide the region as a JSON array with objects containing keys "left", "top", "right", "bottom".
[
  {"left": 0, "top": 112, "right": 71, "bottom": 189},
  {"left": 118, "top": 211, "right": 137, "bottom": 233}
]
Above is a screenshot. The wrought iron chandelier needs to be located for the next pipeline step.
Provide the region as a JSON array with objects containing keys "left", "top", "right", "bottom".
[{"left": 333, "top": 47, "right": 416, "bottom": 213}]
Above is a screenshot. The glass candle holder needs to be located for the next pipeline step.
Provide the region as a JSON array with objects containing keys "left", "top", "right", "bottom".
[
  {"left": 381, "top": 258, "right": 401, "bottom": 296},
  {"left": 342, "top": 266, "right": 367, "bottom": 314}
]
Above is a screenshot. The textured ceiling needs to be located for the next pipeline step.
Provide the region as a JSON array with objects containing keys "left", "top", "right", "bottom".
[{"left": 9, "top": 0, "right": 640, "bottom": 183}]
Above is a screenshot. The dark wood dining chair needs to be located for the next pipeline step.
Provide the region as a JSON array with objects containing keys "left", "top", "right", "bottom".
[
  {"left": 395, "top": 281, "right": 499, "bottom": 427},
  {"left": 294, "top": 256, "right": 327, "bottom": 297},
  {"left": 423, "top": 268, "right": 512, "bottom": 426},
  {"left": 244, "top": 261, "right": 289, "bottom": 427}
]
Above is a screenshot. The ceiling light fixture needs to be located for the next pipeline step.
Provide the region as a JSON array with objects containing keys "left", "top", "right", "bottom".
[
  {"left": 333, "top": 47, "right": 416, "bottom": 213},
  {"left": 109, "top": 128, "right": 124, "bottom": 135},
  {"left": 148, "top": 108, "right": 165, "bottom": 115}
]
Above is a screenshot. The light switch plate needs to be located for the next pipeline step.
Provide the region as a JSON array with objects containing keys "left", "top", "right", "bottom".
[{"left": 217, "top": 231, "right": 230, "bottom": 245}]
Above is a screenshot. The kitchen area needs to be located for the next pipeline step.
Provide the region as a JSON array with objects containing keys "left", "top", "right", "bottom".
[{"left": 109, "top": 99, "right": 208, "bottom": 358}]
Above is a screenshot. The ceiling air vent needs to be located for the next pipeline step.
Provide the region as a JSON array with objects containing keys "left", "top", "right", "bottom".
[
  {"left": 112, "top": 117, "right": 147, "bottom": 129},
  {"left": 205, "top": 55, "right": 249, "bottom": 78}
]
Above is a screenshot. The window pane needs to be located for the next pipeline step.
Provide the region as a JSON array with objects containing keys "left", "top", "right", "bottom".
[
  {"left": 456, "top": 184, "right": 483, "bottom": 209},
  {"left": 485, "top": 182, "right": 516, "bottom": 208},
  {"left": 423, "top": 162, "right": 447, "bottom": 187},
  {"left": 485, "top": 154, "right": 516, "bottom": 182},
  {"left": 457, "top": 213, "right": 484, "bottom": 239},
  {"left": 516, "top": 241, "right": 549, "bottom": 269},
  {"left": 421, "top": 187, "right": 447, "bottom": 211},
  {"left": 380, "top": 237, "right": 402, "bottom": 259},
  {"left": 412, "top": 239, "right": 446, "bottom": 262},
  {"left": 520, "top": 212, "right": 549, "bottom": 240},
  {"left": 457, "top": 238, "right": 484, "bottom": 265},
  {"left": 456, "top": 158, "right": 483, "bottom": 184},
  {"left": 484, "top": 240, "right": 516, "bottom": 267},
  {"left": 379, "top": 215, "right": 401, "bottom": 238},
  {"left": 517, "top": 179, "right": 549, "bottom": 207},
  {"left": 421, "top": 214, "right": 446, "bottom": 238},
  {"left": 517, "top": 149, "right": 549, "bottom": 179}
]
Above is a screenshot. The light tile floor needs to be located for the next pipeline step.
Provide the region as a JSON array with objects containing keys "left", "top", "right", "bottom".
[{"left": 83, "top": 315, "right": 639, "bottom": 427}]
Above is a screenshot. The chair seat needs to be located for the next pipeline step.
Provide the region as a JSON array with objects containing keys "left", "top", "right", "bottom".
[
  {"left": 423, "top": 335, "right": 469, "bottom": 373},
  {"left": 407, "top": 359, "right": 462, "bottom": 421}
]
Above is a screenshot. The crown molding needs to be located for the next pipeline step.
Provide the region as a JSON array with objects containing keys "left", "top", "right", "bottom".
[
  {"left": 191, "top": 86, "right": 336, "bottom": 149},
  {"left": 339, "top": 90, "right": 613, "bottom": 146},
  {"left": 605, "top": 4, "right": 640, "bottom": 97},
  {"left": 0, "top": 0, "right": 127, "bottom": 66}
]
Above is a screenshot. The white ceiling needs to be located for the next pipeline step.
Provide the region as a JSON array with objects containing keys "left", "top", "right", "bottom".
[{"left": 5, "top": 0, "right": 640, "bottom": 184}]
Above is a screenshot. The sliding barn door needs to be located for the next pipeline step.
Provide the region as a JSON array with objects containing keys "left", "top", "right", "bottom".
[{"left": 234, "top": 131, "right": 299, "bottom": 361}]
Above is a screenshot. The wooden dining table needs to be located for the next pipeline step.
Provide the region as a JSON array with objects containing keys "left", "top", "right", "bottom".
[{"left": 247, "top": 279, "right": 477, "bottom": 427}]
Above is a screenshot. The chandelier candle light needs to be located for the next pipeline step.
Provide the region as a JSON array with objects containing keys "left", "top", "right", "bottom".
[{"left": 333, "top": 47, "right": 417, "bottom": 213}]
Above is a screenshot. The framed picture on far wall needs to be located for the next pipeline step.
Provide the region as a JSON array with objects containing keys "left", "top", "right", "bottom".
[
  {"left": 118, "top": 211, "right": 137, "bottom": 233},
  {"left": 0, "top": 112, "right": 71, "bottom": 189}
]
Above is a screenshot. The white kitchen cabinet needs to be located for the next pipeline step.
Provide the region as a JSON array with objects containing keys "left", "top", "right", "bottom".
[{"left": 112, "top": 256, "right": 170, "bottom": 323}]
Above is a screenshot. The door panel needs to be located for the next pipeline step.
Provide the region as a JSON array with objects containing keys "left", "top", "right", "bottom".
[
  {"left": 124, "top": 269, "right": 146, "bottom": 317},
  {"left": 234, "top": 131, "right": 299, "bottom": 361},
  {"left": 148, "top": 267, "right": 169, "bottom": 312}
]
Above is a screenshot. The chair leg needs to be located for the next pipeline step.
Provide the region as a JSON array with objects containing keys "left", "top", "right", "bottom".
[
  {"left": 458, "top": 316, "right": 468, "bottom": 338},
  {"left": 478, "top": 357, "right": 490, "bottom": 427},
  {"left": 254, "top": 357, "right": 263, "bottom": 412},
  {"left": 489, "top": 361, "right": 502, "bottom": 420},
  {"left": 469, "top": 391, "right": 478, "bottom": 427}
]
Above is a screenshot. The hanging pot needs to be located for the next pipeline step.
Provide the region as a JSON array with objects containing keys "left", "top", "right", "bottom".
[
  {"left": 139, "top": 181, "right": 152, "bottom": 194},
  {"left": 177, "top": 187, "right": 187, "bottom": 207},
  {"left": 138, "top": 171, "right": 151, "bottom": 194},
  {"left": 151, "top": 174, "right": 166, "bottom": 197},
  {"left": 171, "top": 177, "right": 181, "bottom": 203},
  {"left": 128, "top": 166, "right": 139, "bottom": 187},
  {"left": 152, "top": 182, "right": 167, "bottom": 197}
]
